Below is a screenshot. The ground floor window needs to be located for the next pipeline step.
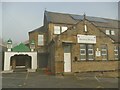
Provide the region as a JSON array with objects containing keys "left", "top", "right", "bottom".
[
  {"left": 80, "top": 44, "right": 94, "bottom": 61},
  {"left": 114, "top": 45, "right": 118, "bottom": 60},
  {"left": 101, "top": 44, "right": 108, "bottom": 60}
]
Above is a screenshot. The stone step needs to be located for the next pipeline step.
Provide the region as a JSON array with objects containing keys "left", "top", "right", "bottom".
[
  {"left": 63, "top": 72, "right": 74, "bottom": 76},
  {"left": 13, "top": 68, "right": 27, "bottom": 72}
]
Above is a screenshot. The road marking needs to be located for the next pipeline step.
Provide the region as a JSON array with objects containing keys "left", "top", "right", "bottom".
[
  {"left": 18, "top": 85, "right": 22, "bottom": 87},
  {"left": 2, "top": 77, "right": 24, "bottom": 79},
  {"left": 95, "top": 76, "right": 100, "bottom": 82},
  {"left": 97, "top": 86, "right": 104, "bottom": 88},
  {"left": 23, "top": 72, "right": 29, "bottom": 86}
]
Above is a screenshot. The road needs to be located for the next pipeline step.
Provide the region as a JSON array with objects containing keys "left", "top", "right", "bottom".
[{"left": 2, "top": 71, "right": 119, "bottom": 88}]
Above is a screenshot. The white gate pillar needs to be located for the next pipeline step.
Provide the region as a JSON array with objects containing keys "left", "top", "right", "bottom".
[
  {"left": 4, "top": 52, "right": 11, "bottom": 71},
  {"left": 30, "top": 52, "right": 37, "bottom": 70}
]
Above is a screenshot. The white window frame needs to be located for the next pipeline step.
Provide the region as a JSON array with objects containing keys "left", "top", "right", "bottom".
[
  {"left": 101, "top": 44, "right": 108, "bottom": 60},
  {"left": 88, "top": 48, "right": 94, "bottom": 60},
  {"left": 88, "top": 49, "right": 94, "bottom": 55},
  {"left": 61, "top": 26, "right": 68, "bottom": 33},
  {"left": 80, "top": 53, "right": 86, "bottom": 60},
  {"left": 114, "top": 50, "right": 118, "bottom": 55},
  {"left": 80, "top": 49, "right": 86, "bottom": 55},
  {"left": 101, "top": 49, "right": 107, "bottom": 60},
  {"left": 84, "top": 24, "right": 87, "bottom": 32},
  {"left": 80, "top": 45, "right": 86, "bottom": 61},
  {"left": 54, "top": 26, "right": 61, "bottom": 34},
  {"left": 80, "top": 58, "right": 86, "bottom": 61},
  {"left": 88, "top": 58, "right": 94, "bottom": 60},
  {"left": 101, "top": 49, "right": 107, "bottom": 55},
  {"left": 111, "top": 30, "right": 115, "bottom": 35},
  {"left": 114, "top": 46, "right": 118, "bottom": 60},
  {"left": 106, "top": 30, "right": 110, "bottom": 35}
]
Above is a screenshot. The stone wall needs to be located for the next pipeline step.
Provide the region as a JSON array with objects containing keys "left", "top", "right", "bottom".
[
  {"left": 53, "top": 20, "right": 119, "bottom": 74},
  {"left": 72, "top": 61, "right": 119, "bottom": 72}
]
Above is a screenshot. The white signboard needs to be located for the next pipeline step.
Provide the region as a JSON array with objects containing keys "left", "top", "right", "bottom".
[
  {"left": 77, "top": 35, "right": 96, "bottom": 44},
  {"left": 96, "top": 51, "right": 101, "bottom": 56}
]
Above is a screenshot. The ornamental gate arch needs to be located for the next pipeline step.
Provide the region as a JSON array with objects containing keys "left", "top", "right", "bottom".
[
  {"left": 4, "top": 52, "right": 37, "bottom": 72},
  {"left": 10, "top": 54, "right": 32, "bottom": 70}
]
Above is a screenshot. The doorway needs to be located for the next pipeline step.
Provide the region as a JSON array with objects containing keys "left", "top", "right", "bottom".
[
  {"left": 64, "top": 44, "right": 71, "bottom": 72},
  {"left": 10, "top": 54, "right": 31, "bottom": 71}
]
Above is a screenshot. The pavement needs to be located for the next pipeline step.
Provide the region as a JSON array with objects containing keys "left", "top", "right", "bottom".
[{"left": 2, "top": 71, "right": 119, "bottom": 88}]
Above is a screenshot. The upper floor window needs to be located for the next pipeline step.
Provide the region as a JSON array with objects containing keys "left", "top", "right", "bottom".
[
  {"left": 54, "top": 26, "right": 68, "bottom": 34},
  {"left": 84, "top": 24, "right": 88, "bottom": 32},
  {"left": 61, "top": 26, "right": 68, "bottom": 33},
  {"left": 111, "top": 30, "right": 115, "bottom": 35},
  {"left": 106, "top": 30, "right": 110, "bottom": 35},
  {"left": 38, "top": 34, "right": 44, "bottom": 46},
  {"left": 105, "top": 30, "right": 115, "bottom": 35},
  {"left": 54, "top": 26, "right": 60, "bottom": 34}
]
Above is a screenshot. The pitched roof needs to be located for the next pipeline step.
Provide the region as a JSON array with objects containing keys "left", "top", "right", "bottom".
[
  {"left": 45, "top": 11, "right": 77, "bottom": 24},
  {"left": 29, "top": 26, "right": 46, "bottom": 33},
  {"left": 45, "top": 11, "right": 119, "bottom": 29},
  {"left": 45, "top": 11, "right": 119, "bottom": 43},
  {"left": 12, "top": 43, "right": 30, "bottom": 52},
  {"left": 29, "top": 11, "right": 119, "bottom": 43}
]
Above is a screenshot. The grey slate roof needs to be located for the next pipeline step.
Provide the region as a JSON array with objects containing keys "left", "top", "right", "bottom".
[
  {"left": 30, "top": 11, "right": 119, "bottom": 43},
  {"left": 45, "top": 11, "right": 119, "bottom": 43},
  {"left": 45, "top": 11, "right": 119, "bottom": 29},
  {"left": 29, "top": 26, "right": 46, "bottom": 33},
  {"left": 45, "top": 11, "right": 77, "bottom": 24}
]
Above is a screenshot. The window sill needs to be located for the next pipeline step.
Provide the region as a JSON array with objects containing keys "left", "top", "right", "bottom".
[{"left": 73, "top": 60, "right": 119, "bottom": 62}]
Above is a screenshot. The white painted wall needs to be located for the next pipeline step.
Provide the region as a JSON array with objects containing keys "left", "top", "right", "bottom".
[{"left": 4, "top": 52, "right": 37, "bottom": 71}]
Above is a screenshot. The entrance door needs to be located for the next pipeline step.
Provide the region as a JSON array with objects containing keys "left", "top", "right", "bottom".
[
  {"left": 15, "top": 55, "right": 26, "bottom": 68},
  {"left": 64, "top": 45, "right": 71, "bottom": 72}
]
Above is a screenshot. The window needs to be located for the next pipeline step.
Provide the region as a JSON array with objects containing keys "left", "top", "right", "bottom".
[
  {"left": 106, "top": 30, "right": 115, "bottom": 35},
  {"left": 80, "top": 45, "right": 86, "bottom": 60},
  {"left": 38, "top": 35, "right": 44, "bottom": 46},
  {"left": 106, "top": 30, "right": 110, "bottom": 35},
  {"left": 114, "top": 46, "right": 118, "bottom": 60},
  {"left": 111, "top": 30, "right": 115, "bottom": 35},
  {"left": 84, "top": 24, "right": 88, "bottom": 32},
  {"left": 80, "top": 44, "right": 94, "bottom": 61},
  {"left": 54, "top": 26, "right": 60, "bottom": 34},
  {"left": 80, "top": 49, "right": 86, "bottom": 55},
  {"left": 54, "top": 26, "right": 68, "bottom": 34},
  {"left": 88, "top": 45, "right": 94, "bottom": 60},
  {"left": 61, "top": 26, "right": 68, "bottom": 33},
  {"left": 101, "top": 44, "right": 108, "bottom": 60},
  {"left": 64, "top": 45, "right": 71, "bottom": 53}
]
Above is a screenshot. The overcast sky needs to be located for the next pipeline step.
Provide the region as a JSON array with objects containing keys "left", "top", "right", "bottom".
[{"left": 1, "top": 2, "right": 119, "bottom": 44}]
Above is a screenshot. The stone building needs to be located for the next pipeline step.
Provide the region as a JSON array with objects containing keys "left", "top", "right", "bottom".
[{"left": 29, "top": 11, "right": 120, "bottom": 74}]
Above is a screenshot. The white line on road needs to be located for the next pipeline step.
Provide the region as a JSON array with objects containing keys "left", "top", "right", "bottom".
[
  {"left": 95, "top": 76, "right": 101, "bottom": 82},
  {"left": 2, "top": 77, "right": 24, "bottom": 79},
  {"left": 23, "top": 72, "right": 29, "bottom": 86}
]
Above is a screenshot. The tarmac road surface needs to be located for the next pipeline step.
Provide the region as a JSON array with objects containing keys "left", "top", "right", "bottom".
[{"left": 2, "top": 72, "right": 119, "bottom": 88}]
